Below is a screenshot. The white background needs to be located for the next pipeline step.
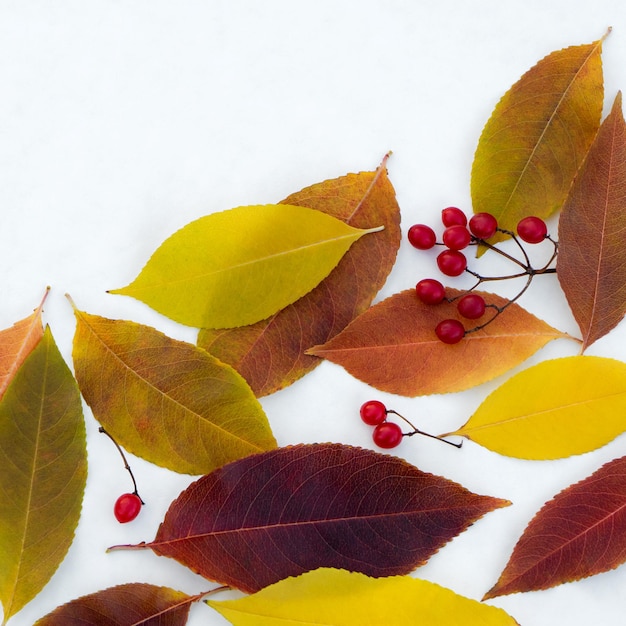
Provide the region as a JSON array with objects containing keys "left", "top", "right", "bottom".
[{"left": 2, "top": 1, "right": 626, "bottom": 625}]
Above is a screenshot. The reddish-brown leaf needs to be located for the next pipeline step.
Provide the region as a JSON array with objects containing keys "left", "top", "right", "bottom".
[
  {"left": 307, "top": 289, "right": 570, "bottom": 396},
  {"left": 197, "top": 159, "right": 401, "bottom": 396},
  {"left": 485, "top": 455, "right": 626, "bottom": 599},
  {"left": 33, "top": 583, "right": 199, "bottom": 625},
  {"left": 557, "top": 92, "right": 626, "bottom": 350},
  {"left": 117, "top": 444, "right": 509, "bottom": 593}
]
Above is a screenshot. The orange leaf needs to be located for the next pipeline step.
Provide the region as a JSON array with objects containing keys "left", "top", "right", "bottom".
[
  {"left": 308, "top": 289, "right": 570, "bottom": 396},
  {"left": 197, "top": 158, "right": 401, "bottom": 396},
  {"left": 557, "top": 92, "right": 626, "bottom": 350}
]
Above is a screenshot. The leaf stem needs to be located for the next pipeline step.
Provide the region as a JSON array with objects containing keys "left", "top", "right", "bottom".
[{"left": 386, "top": 410, "right": 463, "bottom": 448}]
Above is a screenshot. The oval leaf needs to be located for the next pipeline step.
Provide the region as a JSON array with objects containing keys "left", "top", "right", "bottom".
[
  {"left": 471, "top": 36, "right": 605, "bottom": 244},
  {"left": 0, "top": 327, "right": 87, "bottom": 623},
  {"left": 485, "top": 455, "right": 626, "bottom": 598},
  {"left": 71, "top": 307, "right": 277, "bottom": 475},
  {"left": 117, "top": 444, "right": 509, "bottom": 593},
  {"left": 208, "top": 568, "right": 520, "bottom": 626},
  {"left": 111, "top": 204, "right": 382, "bottom": 329},
  {"left": 308, "top": 289, "right": 569, "bottom": 396},
  {"left": 34, "top": 583, "right": 198, "bottom": 625},
  {"left": 445, "top": 356, "right": 626, "bottom": 459},
  {"left": 198, "top": 162, "right": 401, "bottom": 396},
  {"left": 557, "top": 92, "right": 626, "bottom": 350}
]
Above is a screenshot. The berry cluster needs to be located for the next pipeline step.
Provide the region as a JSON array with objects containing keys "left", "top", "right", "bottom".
[
  {"left": 360, "top": 400, "right": 462, "bottom": 450},
  {"left": 409, "top": 207, "right": 557, "bottom": 344}
]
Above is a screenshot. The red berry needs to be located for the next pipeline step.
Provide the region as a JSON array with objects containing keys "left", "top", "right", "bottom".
[
  {"left": 517, "top": 216, "right": 548, "bottom": 244},
  {"left": 416, "top": 278, "right": 446, "bottom": 305},
  {"left": 442, "top": 225, "right": 471, "bottom": 250},
  {"left": 469, "top": 212, "right": 498, "bottom": 239},
  {"left": 360, "top": 400, "right": 387, "bottom": 425},
  {"left": 407, "top": 224, "right": 437, "bottom": 250},
  {"left": 114, "top": 493, "right": 142, "bottom": 523},
  {"left": 441, "top": 206, "right": 467, "bottom": 227},
  {"left": 457, "top": 294, "right": 486, "bottom": 319},
  {"left": 435, "top": 319, "right": 465, "bottom": 344},
  {"left": 372, "top": 422, "right": 403, "bottom": 448},
  {"left": 437, "top": 250, "right": 467, "bottom": 276}
]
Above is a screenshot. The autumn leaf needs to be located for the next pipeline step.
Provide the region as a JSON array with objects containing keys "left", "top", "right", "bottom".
[
  {"left": 443, "top": 356, "right": 626, "bottom": 459},
  {"left": 208, "top": 568, "right": 520, "bottom": 626},
  {"left": 471, "top": 35, "right": 606, "bottom": 246},
  {"left": 0, "top": 327, "right": 87, "bottom": 625},
  {"left": 485, "top": 454, "right": 626, "bottom": 599},
  {"left": 557, "top": 92, "right": 626, "bottom": 350},
  {"left": 34, "top": 583, "right": 202, "bottom": 625},
  {"left": 70, "top": 306, "right": 276, "bottom": 475},
  {"left": 114, "top": 444, "right": 509, "bottom": 593},
  {"left": 198, "top": 161, "right": 401, "bottom": 396},
  {"left": 307, "top": 289, "right": 569, "bottom": 396},
  {"left": 111, "top": 203, "right": 383, "bottom": 329}
]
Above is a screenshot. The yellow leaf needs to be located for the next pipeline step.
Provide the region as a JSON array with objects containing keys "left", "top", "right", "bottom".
[
  {"left": 207, "top": 568, "right": 519, "bottom": 626},
  {"left": 111, "top": 204, "right": 383, "bottom": 329},
  {"left": 443, "top": 356, "right": 626, "bottom": 459}
]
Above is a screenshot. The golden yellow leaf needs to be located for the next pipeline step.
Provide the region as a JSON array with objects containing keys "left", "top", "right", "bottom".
[
  {"left": 443, "top": 356, "right": 626, "bottom": 459},
  {"left": 207, "top": 568, "right": 519, "bottom": 626}
]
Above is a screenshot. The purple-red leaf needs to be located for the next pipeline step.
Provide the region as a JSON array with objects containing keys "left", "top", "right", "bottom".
[{"left": 118, "top": 444, "right": 509, "bottom": 593}]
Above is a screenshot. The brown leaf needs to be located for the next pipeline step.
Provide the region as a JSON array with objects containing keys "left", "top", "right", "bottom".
[
  {"left": 308, "top": 289, "right": 570, "bottom": 396},
  {"left": 557, "top": 92, "right": 626, "bottom": 350},
  {"left": 197, "top": 159, "right": 401, "bottom": 396},
  {"left": 485, "top": 455, "right": 626, "bottom": 599}
]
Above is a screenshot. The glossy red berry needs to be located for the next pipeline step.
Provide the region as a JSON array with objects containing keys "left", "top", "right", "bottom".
[
  {"left": 469, "top": 212, "right": 498, "bottom": 239},
  {"left": 441, "top": 206, "right": 467, "bottom": 227},
  {"left": 457, "top": 293, "right": 486, "bottom": 319},
  {"left": 372, "top": 422, "right": 403, "bottom": 449},
  {"left": 407, "top": 224, "right": 437, "bottom": 250},
  {"left": 435, "top": 319, "right": 465, "bottom": 344},
  {"left": 416, "top": 278, "right": 446, "bottom": 305},
  {"left": 517, "top": 216, "right": 548, "bottom": 244},
  {"left": 437, "top": 250, "right": 467, "bottom": 276},
  {"left": 360, "top": 400, "right": 387, "bottom": 425},
  {"left": 442, "top": 225, "right": 471, "bottom": 250},
  {"left": 114, "top": 493, "right": 142, "bottom": 523}
]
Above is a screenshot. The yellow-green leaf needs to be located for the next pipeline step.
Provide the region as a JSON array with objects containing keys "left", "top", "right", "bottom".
[
  {"left": 111, "top": 204, "right": 383, "bottom": 329},
  {"left": 71, "top": 307, "right": 277, "bottom": 475},
  {"left": 443, "top": 356, "right": 626, "bottom": 459},
  {"left": 207, "top": 568, "right": 519, "bottom": 626},
  {"left": 0, "top": 327, "right": 87, "bottom": 624}
]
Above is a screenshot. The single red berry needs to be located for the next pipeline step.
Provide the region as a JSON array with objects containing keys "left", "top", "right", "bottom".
[
  {"left": 442, "top": 225, "right": 471, "bottom": 250},
  {"left": 457, "top": 293, "right": 486, "bottom": 319},
  {"left": 517, "top": 216, "right": 548, "bottom": 244},
  {"left": 416, "top": 278, "right": 446, "bottom": 305},
  {"left": 441, "top": 206, "right": 467, "bottom": 227},
  {"left": 360, "top": 400, "right": 387, "bottom": 426},
  {"left": 437, "top": 250, "right": 467, "bottom": 276},
  {"left": 114, "top": 493, "right": 142, "bottom": 523},
  {"left": 372, "top": 422, "right": 403, "bottom": 449},
  {"left": 407, "top": 224, "right": 437, "bottom": 250},
  {"left": 435, "top": 319, "right": 465, "bottom": 344},
  {"left": 469, "top": 212, "right": 498, "bottom": 239}
]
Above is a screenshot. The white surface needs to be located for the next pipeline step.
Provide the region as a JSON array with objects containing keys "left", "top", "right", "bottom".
[{"left": 2, "top": 2, "right": 626, "bottom": 625}]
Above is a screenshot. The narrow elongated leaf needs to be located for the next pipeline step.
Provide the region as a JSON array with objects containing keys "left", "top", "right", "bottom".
[
  {"left": 308, "top": 289, "right": 569, "bottom": 396},
  {"left": 34, "top": 583, "right": 199, "bottom": 625},
  {"left": 0, "top": 327, "right": 87, "bottom": 624},
  {"left": 557, "top": 92, "right": 626, "bottom": 350},
  {"left": 117, "top": 444, "right": 509, "bottom": 593},
  {"left": 471, "top": 36, "right": 605, "bottom": 244},
  {"left": 71, "top": 308, "right": 276, "bottom": 475},
  {"left": 208, "top": 568, "right": 520, "bottom": 626},
  {"left": 443, "top": 356, "right": 626, "bottom": 459},
  {"left": 197, "top": 163, "right": 401, "bottom": 396},
  {"left": 111, "top": 204, "right": 382, "bottom": 329},
  {"left": 485, "top": 455, "right": 626, "bottom": 598}
]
